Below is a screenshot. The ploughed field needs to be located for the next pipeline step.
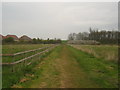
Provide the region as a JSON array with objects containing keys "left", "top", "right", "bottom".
[{"left": 2, "top": 44, "right": 119, "bottom": 88}]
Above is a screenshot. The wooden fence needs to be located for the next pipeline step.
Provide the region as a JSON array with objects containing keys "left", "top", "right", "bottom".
[
  {"left": 1, "top": 44, "right": 58, "bottom": 75},
  {"left": 2, "top": 44, "right": 58, "bottom": 88},
  {"left": 1, "top": 45, "right": 58, "bottom": 66},
  {"left": 0, "top": 45, "right": 51, "bottom": 57}
]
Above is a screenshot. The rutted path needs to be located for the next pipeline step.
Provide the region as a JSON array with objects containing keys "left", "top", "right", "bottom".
[
  {"left": 55, "top": 45, "right": 99, "bottom": 88},
  {"left": 15, "top": 45, "right": 99, "bottom": 88}
]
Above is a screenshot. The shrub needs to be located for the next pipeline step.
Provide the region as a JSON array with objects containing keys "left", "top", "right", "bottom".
[{"left": 3, "top": 37, "right": 14, "bottom": 43}]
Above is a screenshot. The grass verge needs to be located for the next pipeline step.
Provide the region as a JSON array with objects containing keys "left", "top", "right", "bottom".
[
  {"left": 10, "top": 45, "right": 62, "bottom": 88},
  {"left": 68, "top": 45, "right": 118, "bottom": 88},
  {"left": 2, "top": 45, "right": 57, "bottom": 88}
]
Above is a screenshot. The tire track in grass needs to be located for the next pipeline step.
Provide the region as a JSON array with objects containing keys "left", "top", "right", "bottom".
[
  {"left": 69, "top": 45, "right": 118, "bottom": 88},
  {"left": 55, "top": 45, "right": 99, "bottom": 88}
]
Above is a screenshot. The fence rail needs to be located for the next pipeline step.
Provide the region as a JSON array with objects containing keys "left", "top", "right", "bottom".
[
  {"left": 1, "top": 45, "right": 57, "bottom": 66},
  {"left": 1, "top": 45, "right": 52, "bottom": 57},
  {"left": 2, "top": 44, "right": 59, "bottom": 88}
]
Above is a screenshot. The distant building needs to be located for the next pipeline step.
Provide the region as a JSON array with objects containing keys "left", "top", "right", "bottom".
[
  {"left": 0, "top": 34, "right": 5, "bottom": 40},
  {"left": 19, "top": 35, "right": 32, "bottom": 41},
  {"left": 5, "top": 35, "right": 19, "bottom": 41}
]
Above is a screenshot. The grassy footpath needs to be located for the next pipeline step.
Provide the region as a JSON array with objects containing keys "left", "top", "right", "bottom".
[
  {"left": 12, "top": 44, "right": 118, "bottom": 88},
  {"left": 11, "top": 45, "right": 62, "bottom": 88},
  {"left": 68, "top": 45, "right": 118, "bottom": 88}
]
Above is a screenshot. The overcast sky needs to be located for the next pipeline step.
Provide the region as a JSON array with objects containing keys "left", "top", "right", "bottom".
[{"left": 2, "top": 2, "right": 118, "bottom": 40}]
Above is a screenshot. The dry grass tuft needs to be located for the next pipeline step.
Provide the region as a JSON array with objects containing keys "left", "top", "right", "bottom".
[
  {"left": 11, "top": 84, "right": 23, "bottom": 88},
  {"left": 70, "top": 44, "right": 118, "bottom": 62}
]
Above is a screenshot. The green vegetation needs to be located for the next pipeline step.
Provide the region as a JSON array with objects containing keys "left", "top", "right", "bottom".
[
  {"left": 68, "top": 45, "right": 118, "bottom": 88},
  {"left": 2, "top": 44, "right": 52, "bottom": 63},
  {"left": 71, "top": 45, "right": 118, "bottom": 62},
  {"left": 61, "top": 40, "right": 68, "bottom": 44},
  {"left": 2, "top": 37, "right": 14, "bottom": 43},
  {"left": 2, "top": 37, "right": 62, "bottom": 44},
  {"left": 11, "top": 44, "right": 118, "bottom": 88},
  {"left": 2, "top": 45, "right": 53, "bottom": 88},
  {"left": 13, "top": 46, "right": 61, "bottom": 88},
  {"left": 68, "top": 29, "right": 119, "bottom": 44},
  {"left": 2, "top": 44, "right": 51, "bottom": 54},
  {"left": 32, "top": 38, "right": 62, "bottom": 44}
]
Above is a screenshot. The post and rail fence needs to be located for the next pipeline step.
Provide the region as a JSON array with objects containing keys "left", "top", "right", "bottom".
[
  {"left": 2, "top": 44, "right": 59, "bottom": 88},
  {"left": 1, "top": 44, "right": 58, "bottom": 72}
]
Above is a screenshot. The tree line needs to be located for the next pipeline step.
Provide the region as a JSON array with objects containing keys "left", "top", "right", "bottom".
[
  {"left": 68, "top": 27, "right": 119, "bottom": 44},
  {"left": 32, "top": 38, "right": 61, "bottom": 44},
  {"left": 2, "top": 37, "right": 62, "bottom": 44}
]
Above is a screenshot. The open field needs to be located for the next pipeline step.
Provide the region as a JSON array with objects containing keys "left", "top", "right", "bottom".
[
  {"left": 2, "top": 44, "right": 53, "bottom": 63},
  {"left": 2, "top": 44, "right": 56, "bottom": 88},
  {"left": 2, "top": 2, "right": 119, "bottom": 89},
  {"left": 8, "top": 44, "right": 118, "bottom": 88},
  {"left": 70, "top": 44, "right": 118, "bottom": 62},
  {"left": 2, "top": 44, "right": 52, "bottom": 54}
]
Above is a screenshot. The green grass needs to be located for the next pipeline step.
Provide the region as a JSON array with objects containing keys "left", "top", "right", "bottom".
[
  {"left": 71, "top": 45, "right": 118, "bottom": 62},
  {"left": 2, "top": 44, "right": 55, "bottom": 88},
  {"left": 2, "top": 44, "right": 119, "bottom": 88},
  {"left": 2, "top": 48, "right": 54, "bottom": 88},
  {"left": 13, "top": 44, "right": 118, "bottom": 88},
  {"left": 2, "top": 44, "right": 51, "bottom": 54},
  {"left": 68, "top": 45, "right": 118, "bottom": 88},
  {"left": 13, "top": 45, "right": 99, "bottom": 88},
  {"left": 11, "top": 46, "right": 61, "bottom": 88},
  {"left": 2, "top": 48, "right": 46, "bottom": 63},
  {"left": 2, "top": 44, "right": 51, "bottom": 63}
]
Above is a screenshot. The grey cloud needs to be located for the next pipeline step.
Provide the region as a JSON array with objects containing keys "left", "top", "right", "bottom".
[{"left": 2, "top": 2, "right": 118, "bottom": 39}]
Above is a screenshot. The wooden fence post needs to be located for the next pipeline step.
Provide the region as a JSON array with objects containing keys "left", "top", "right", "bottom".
[
  {"left": 3, "top": 45, "right": 56, "bottom": 74},
  {"left": 11, "top": 56, "right": 14, "bottom": 72},
  {"left": 24, "top": 53, "right": 26, "bottom": 66}
]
